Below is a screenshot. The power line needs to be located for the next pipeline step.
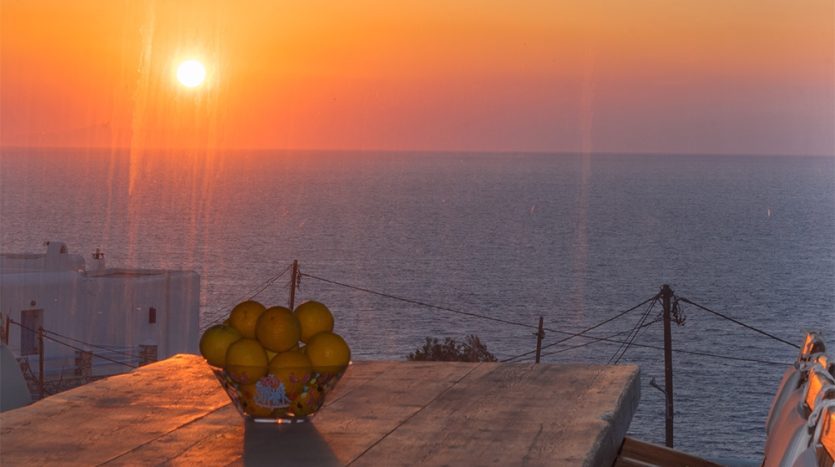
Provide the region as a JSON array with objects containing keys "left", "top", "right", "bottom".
[
  {"left": 650, "top": 344, "right": 788, "bottom": 366},
  {"left": 300, "top": 271, "right": 792, "bottom": 367},
  {"left": 8, "top": 319, "right": 138, "bottom": 369},
  {"left": 677, "top": 297, "right": 800, "bottom": 349},
  {"left": 536, "top": 302, "right": 790, "bottom": 366},
  {"left": 500, "top": 316, "right": 788, "bottom": 367},
  {"left": 43, "top": 328, "right": 145, "bottom": 361},
  {"left": 248, "top": 262, "right": 294, "bottom": 301},
  {"left": 206, "top": 263, "right": 293, "bottom": 326},
  {"left": 502, "top": 294, "right": 660, "bottom": 363},
  {"left": 606, "top": 300, "right": 653, "bottom": 364},
  {"left": 300, "top": 271, "right": 542, "bottom": 331},
  {"left": 603, "top": 335, "right": 786, "bottom": 366},
  {"left": 41, "top": 333, "right": 137, "bottom": 369},
  {"left": 540, "top": 302, "right": 789, "bottom": 366},
  {"left": 609, "top": 297, "right": 658, "bottom": 364},
  {"left": 303, "top": 271, "right": 662, "bottom": 348},
  {"left": 511, "top": 318, "right": 663, "bottom": 362},
  {"left": 534, "top": 333, "right": 787, "bottom": 366}
]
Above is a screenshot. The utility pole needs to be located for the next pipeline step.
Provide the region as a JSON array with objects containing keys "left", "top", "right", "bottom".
[
  {"left": 534, "top": 317, "right": 544, "bottom": 363},
  {"left": 1, "top": 313, "right": 8, "bottom": 345},
  {"left": 38, "top": 326, "right": 45, "bottom": 399},
  {"left": 289, "top": 260, "right": 299, "bottom": 310},
  {"left": 661, "top": 284, "right": 674, "bottom": 448}
]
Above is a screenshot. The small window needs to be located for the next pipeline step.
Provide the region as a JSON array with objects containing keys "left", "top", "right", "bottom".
[
  {"left": 20, "top": 308, "right": 43, "bottom": 355},
  {"left": 148, "top": 307, "right": 156, "bottom": 324}
]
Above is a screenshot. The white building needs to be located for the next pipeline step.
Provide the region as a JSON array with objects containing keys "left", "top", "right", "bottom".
[{"left": 0, "top": 241, "right": 199, "bottom": 379}]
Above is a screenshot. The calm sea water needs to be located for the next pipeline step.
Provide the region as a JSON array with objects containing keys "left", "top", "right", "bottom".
[{"left": 1, "top": 148, "right": 834, "bottom": 460}]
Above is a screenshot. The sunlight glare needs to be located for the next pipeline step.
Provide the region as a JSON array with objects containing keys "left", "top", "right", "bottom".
[{"left": 177, "top": 60, "right": 206, "bottom": 88}]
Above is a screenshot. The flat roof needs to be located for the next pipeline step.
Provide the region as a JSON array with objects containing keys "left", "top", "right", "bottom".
[
  {"left": 0, "top": 253, "right": 43, "bottom": 259},
  {"left": 89, "top": 270, "right": 164, "bottom": 278}
]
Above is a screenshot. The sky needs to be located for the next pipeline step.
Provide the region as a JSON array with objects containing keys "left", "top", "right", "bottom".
[{"left": 1, "top": 0, "right": 833, "bottom": 155}]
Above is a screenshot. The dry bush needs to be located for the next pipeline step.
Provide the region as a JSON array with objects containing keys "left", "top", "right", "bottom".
[{"left": 407, "top": 335, "right": 497, "bottom": 362}]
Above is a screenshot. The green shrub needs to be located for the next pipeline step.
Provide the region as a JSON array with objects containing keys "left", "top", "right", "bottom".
[{"left": 406, "top": 335, "right": 497, "bottom": 362}]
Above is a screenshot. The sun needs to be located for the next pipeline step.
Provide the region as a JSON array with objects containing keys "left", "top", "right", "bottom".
[{"left": 176, "top": 60, "right": 206, "bottom": 88}]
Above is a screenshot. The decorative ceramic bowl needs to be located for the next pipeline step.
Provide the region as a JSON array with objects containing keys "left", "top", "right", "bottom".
[{"left": 210, "top": 364, "right": 347, "bottom": 423}]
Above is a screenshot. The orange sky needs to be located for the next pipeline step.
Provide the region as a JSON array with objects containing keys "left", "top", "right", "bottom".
[{"left": 1, "top": 0, "right": 833, "bottom": 155}]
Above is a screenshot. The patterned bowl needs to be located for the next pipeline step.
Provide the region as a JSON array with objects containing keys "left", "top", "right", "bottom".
[{"left": 209, "top": 363, "right": 347, "bottom": 423}]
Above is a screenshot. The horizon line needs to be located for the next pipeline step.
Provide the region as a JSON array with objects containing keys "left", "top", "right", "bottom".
[{"left": 1, "top": 144, "right": 833, "bottom": 159}]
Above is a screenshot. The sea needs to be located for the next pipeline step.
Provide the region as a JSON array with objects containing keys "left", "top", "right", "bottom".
[{"left": 1, "top": 147, "right": 833, "bottom": 462}]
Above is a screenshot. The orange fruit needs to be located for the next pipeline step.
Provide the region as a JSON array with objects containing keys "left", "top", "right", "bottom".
[
  {"left": 290, "top": 386, "right": 323, "bottom": 416},
  {"left": 269, "top": 350, "right": 312, "bottom": 398},
  {"left": 305, "top": 332, "right": 351, "bottom": 373},
  {"left": 294, "top": 300, "right": 335, "bottom": 343},
  {"left": 199, "top": 324, "right": 242, "bottom": 367},
  {"left": 225, "top": 338, "right": 268, "bottom": 384},
  {"left": 228, "top": 300, "right": 266, "bottom": 338},
  {"left": 255, "top": 306, "right": 301, "bottom": 352}
]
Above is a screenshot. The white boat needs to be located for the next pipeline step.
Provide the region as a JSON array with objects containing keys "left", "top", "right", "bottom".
[{"left": 0, "top": 241, "right": 199, "bottom": 403}]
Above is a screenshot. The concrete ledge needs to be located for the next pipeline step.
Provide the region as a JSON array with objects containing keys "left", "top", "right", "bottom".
[{"left": 0, "top": 354, "right": 640, "bottom": 466}]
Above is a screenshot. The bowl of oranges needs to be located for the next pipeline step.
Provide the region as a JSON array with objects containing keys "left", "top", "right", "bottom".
[{"left": 200, "top": 300, "right": 351, "bottom": 422}]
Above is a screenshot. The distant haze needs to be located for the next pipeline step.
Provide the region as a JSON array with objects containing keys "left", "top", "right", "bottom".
[{"left": 1, "top": 0, "right": 833, "bottom": 156}]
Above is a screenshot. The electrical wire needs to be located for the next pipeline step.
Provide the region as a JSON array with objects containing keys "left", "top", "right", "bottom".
[
  {"left": 533, "top": 333, "right": 787, "bottom": 366},
  {"left": 505, "top": 318, "right": 662, "bottom": 363},
  {"left": 248, "top": 262, "right": 294, "bottom": 301},
  {"left": 205, "top": 263, "right": 293, "bottom": 326},
  {"left": 42, "top": 328, "right": 145, "bottom": 361},
  {"left": 300, "top": 271, "right": 792, "bottom": 367},
  {"left": 540, "top": 318, "right": 663, "bottom": 360},
  {"left": 678, "top": 297, "right": 800, "bottom": 349},
  {"left": 510, "top": 313, "right": 788, "bottom": 366},
  {"left": 301, "top": 271, "right": 543, "bottom": 331},
  {"left": 509, "top": 310, "right": 792, "bottom": 364},
  {"left": 303, "top": 271, "right": 664, "bottom": 348},
  {"left": 610, "top": 297, "right": 658, "bottom": 364},
  {"left": 9, "top": 319, "right": 138, "bottom": 369},
  {"left": 41, "top": 333, "right": 138, "bottom": 369},
  {"left": 501, "top": 293, "right": 660, "bottom": 363}
]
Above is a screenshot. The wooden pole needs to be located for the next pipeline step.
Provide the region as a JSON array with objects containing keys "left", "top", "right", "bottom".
[
  {"left": 1, "top": 313, "right": 9, "bottom": 345},
  {"left": 38, "top": 326, "right": 45, "bottom": 399},
  {"left": 289, "top": 260, "right": 299, "bottom": 310},
  {"left": 535, "top": 317, "right": 544, "bottom": 364},
  {"left": 660, "top": 284, "right": 674, "bottom": 448}
]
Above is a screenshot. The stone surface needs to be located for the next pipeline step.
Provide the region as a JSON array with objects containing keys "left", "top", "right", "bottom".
[{"left": 0, "top": 354, "right": 640, "bottom": 466}]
